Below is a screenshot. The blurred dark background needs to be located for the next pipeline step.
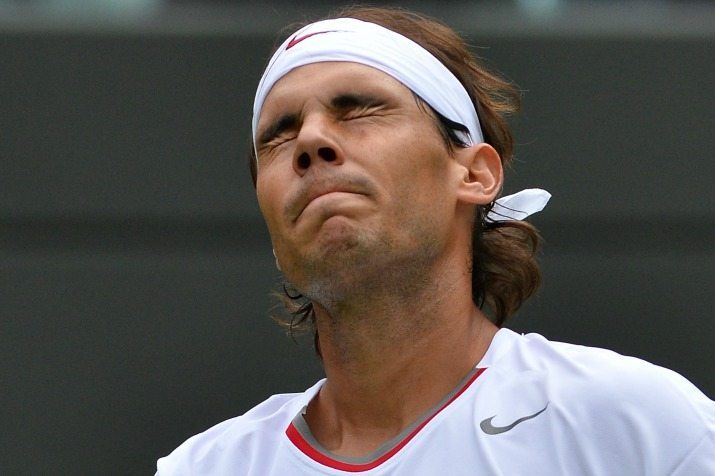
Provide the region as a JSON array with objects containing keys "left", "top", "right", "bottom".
[{"left": 1, "top": 1, "right": 713, "bottom": 474}]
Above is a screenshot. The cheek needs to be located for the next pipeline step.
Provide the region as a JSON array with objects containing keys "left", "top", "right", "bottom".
[
  {"left": 389, "top": 134, "right": 450, "bottom": 187},
  {"left": 255, "top": 176, "right": 283, "bottom": 231}
]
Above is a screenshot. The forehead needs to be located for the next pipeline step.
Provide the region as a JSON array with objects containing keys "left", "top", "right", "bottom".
[{"left": 258, "top": 62, "right": 412, "bottom": 119}]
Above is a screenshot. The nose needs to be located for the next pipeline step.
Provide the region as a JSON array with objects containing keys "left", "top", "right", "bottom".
[{"left": 292, "top": 115, "right": 344, "bottom": 175}]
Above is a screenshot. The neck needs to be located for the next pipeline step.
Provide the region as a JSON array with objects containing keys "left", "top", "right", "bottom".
[{"left": 303, "top": 250, "right": 498, "bottom": 457}]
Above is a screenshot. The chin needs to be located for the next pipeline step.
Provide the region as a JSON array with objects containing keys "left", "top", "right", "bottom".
[
  {"left": 291, "top": 232, "right": 374, "bottom": 293},
  {"left": 315, "top": 216, "right": 366, "bottom": 250}
]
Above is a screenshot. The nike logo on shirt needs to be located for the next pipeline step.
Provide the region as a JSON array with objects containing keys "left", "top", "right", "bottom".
[{"left": 480, "top": 403, "right": 549, "bottom": 435}]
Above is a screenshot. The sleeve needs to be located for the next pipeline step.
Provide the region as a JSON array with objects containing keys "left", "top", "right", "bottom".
[
  {"left": 618, "top": 362, "right": 715, "bottom": 475},
  {"left": 669, "top": 430, "right": 715, "bottom": 475},
  {"left": 556, "top": 346, "right": 715, "bottom": 474}
]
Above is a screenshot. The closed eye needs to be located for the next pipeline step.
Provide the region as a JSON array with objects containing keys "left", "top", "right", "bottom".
[
  {"left": 258, "top": 113, "right": 299, "bottom": 150},
  {"left": 258, "top": 93, "right": 387, "bottom": 152}
]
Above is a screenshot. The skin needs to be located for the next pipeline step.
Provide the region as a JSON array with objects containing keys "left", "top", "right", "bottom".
[{"left": 255, "top": 62, "right": 504, "bottom": 457}]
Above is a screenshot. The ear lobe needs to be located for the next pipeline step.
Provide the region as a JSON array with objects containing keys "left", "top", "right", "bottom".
[{"left": 454, "top": 143, "right": 503, "bottom": 205}]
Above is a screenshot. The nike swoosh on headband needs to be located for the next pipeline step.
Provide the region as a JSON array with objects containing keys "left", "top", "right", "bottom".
[
  {"left": 480, "top": 403, "right": 549, "bottom": 435},
  {"left": 286, "top": 31, "right": 340, "bottom": 50}
]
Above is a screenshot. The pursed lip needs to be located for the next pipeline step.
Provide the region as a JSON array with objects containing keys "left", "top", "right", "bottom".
[{"left": 287, "top": 177, "right": 372, "bottom": 223}]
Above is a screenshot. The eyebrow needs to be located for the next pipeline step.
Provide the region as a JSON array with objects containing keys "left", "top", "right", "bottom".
[{"left": 330, "top": 93, "right": 384, "bottom": 111}]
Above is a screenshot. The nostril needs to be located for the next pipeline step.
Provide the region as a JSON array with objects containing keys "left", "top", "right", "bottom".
[
  {"left": 296, "top": 153, "right": 311, "bottom": 169},
  {"left": 318, "top": 147, "right": 337, "bottom": 162}
]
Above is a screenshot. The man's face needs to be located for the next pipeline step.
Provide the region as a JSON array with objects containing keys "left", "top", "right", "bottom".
[{"left": 254, "top": 62, "right": 466, "bottom": 298}]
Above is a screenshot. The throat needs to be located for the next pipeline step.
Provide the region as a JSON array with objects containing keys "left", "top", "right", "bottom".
[{"left": 301, "top": 304, "right": 497, "bottom": 458}]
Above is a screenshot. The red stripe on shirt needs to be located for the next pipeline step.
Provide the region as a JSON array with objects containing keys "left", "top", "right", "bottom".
[{"left": 286, "top": 367, "right": 487, "bottom": 472}]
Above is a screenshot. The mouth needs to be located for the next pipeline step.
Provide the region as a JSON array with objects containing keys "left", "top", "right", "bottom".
[
  {"left": 288, "top": 177, "right": 373, "bottom": 223},
  {"left": 295, "top": 190, "right": 362, "bottom": 222}
]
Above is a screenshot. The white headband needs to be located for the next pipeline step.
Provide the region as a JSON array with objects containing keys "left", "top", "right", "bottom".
[
  {"left": 252, "top": 18, "right": 550, "bottom": 222},
  {"left": 252, "top": 17, "right": 481, "bottom": 148}
]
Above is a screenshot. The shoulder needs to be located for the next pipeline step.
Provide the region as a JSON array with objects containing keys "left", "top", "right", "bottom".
[
  {"left": 517, "top": 331, "right": 710, "bottom": 407},
  {"left": 156, "top": 381, "right": 323, "bottom": 475},
  {"left": 491, "top": 329, "right": 713, "bottom": 419},
  {"left": 483, "top": 329, "right": 715, "bottom": 472}
]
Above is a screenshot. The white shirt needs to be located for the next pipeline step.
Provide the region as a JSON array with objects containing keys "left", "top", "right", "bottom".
[{"left": 157, "top": 329, "right": 715, "bottom": 475}]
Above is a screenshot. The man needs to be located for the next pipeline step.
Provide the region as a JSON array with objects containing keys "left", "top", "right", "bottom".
[{"left": 157, "top": 6, "right": 714, "bottom": 475}]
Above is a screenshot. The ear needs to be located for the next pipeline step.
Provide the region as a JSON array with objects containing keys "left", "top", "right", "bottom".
[{"left": 453, "top": 143, "right": 503, "bottom": 205}]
